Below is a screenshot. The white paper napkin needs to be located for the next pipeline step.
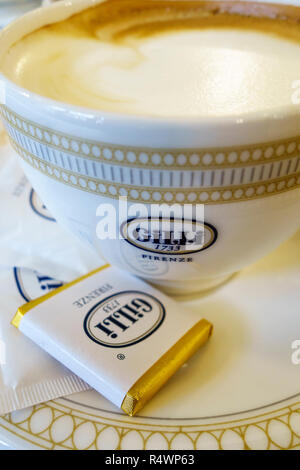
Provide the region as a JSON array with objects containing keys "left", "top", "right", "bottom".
[{"left": 0, "top": 130, "right": 103, "bottom": 281}]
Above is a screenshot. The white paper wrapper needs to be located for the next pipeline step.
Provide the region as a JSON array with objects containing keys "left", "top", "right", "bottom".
[
  {"left": 0, "top": 266, "right": 91, "bottom": 416},
  {"left": 0, "top": 142, "right": 102, "bottom": 281},
  {"left": 0, "top": 126, "right": 104, "bottom": 415}
]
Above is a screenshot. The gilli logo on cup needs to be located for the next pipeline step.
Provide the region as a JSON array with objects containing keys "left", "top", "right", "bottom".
[
  {"left": 83, "top": 291, "right": 165, "bottom": 348},
  {"left": 96, "top": 197, "right": 217, "bottom": 253},
  {"left": 95, "top": 198, "right": 220, "bottom": 292},
  {"left": 121, "top": 217, "right": 217, "bottom": 255}
]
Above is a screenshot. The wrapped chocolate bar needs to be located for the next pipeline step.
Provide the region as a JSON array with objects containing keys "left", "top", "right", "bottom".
[{"left": 12, "top": 265, "right": 213, "bottom": 416}]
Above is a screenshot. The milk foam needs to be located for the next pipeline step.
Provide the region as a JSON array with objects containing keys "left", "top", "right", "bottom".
[{"left": 2, "top": 0, "right": 300, "bottom": 117}]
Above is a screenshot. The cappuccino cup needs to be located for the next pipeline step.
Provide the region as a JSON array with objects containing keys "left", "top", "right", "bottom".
[{"left": 1, "top": 0, "right": 300, "bottom": 294}]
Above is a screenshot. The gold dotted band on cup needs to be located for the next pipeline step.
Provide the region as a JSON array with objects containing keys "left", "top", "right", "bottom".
[
  {"left": 9, "top": 136, "right": 300, "bottom": 190},
  {"left": 11, "top": 138, "right": 300, "bottom": 205},
  {"left": 1, "top": 104, "right": 300, "bottom": 170}
]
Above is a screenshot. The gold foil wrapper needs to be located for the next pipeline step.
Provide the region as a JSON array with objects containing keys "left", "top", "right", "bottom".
[{"left": 122, "top": 319, "right": 213, "bottom": 416}]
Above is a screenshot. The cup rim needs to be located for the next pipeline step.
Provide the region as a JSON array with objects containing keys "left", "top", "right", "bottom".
[{"left": 1, "top": 0, "right": 300, "bottom": 128}]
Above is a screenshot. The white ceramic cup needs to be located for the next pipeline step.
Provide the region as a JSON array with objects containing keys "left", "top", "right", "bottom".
[{"left": 1, "top": 0, "right": 300, "bottom": 294}]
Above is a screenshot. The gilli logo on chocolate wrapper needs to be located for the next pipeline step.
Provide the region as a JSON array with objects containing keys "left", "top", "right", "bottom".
[
  {"left": 121, "top": 217, "right": 218, "bottom": 255},
  {"left": 29, "top": 189, "right": 56, "bottom": 222},
  {"left": 83, "top": 291, "right": 165, "bottom": 348},
  {"left": 14, "top": 267, "right": 63, "bottom": 302}
]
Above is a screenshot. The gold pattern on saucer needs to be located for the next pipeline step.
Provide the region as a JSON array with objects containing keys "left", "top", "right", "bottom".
[
  {"left": 10, "top": 138, "right": 300, "bottom": 205},
  {"left": 1, "top": 105, "right": 300, "bottom": 170},
  {"left": 0, "top": 399, "right": 299, "bottom": 450}
]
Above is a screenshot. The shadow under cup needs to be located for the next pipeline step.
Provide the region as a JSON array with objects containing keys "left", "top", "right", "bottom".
[{"left": 1, "top": 0, "right": 300, "bottom": 294}]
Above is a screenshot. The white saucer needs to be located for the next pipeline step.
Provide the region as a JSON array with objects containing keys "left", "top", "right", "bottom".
[{"left": 0, "top": 225, "right": 299, "bottom": 449}]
